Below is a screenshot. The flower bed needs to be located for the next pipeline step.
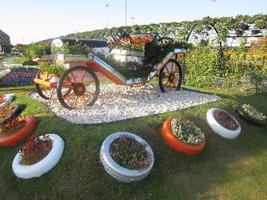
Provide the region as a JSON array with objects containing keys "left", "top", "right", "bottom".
[
  {"left": 0, "top": 67, "right": 38, "bottom": 86},
  {"left": 236, "top": 104, "right": 266, "bottom": 125},
  {"left": 12, "top": 134, "right": 64, "bottom": 179},
  {"left": 206, "top": 108, "right": 241, "bottom": 139},
  {"left": 100, "top": 132, "right": 154, "bottom": 182},
  {"left": 161, "top": 117, "right": 205, "bottom": 155}
]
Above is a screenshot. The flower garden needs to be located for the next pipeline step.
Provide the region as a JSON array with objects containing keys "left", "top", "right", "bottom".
[{"left": 0, "top": 14, "right": 267, "bottom": 200}]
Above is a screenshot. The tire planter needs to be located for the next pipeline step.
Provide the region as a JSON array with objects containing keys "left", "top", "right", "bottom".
[
  {"left": 236, "top": 104, "right": 266, "bottom": 125},
  {"left": 206, "top": 108, "right": 241, "bottom": 139},
  {"left": 100, "top": 132, "right": 154, "bottom": 182},
  {"left": 0, "top": 93, "right": 14, "bottom": 109},
  {"left": 161, "top": 117, "right": 205, "bottom": 155},
  {"left": 0, "top": 116, "right": 37, "bottom": 146},
  {"left": 12, "top": 134, "right": 64, "bottom": 179},
  {"left": 0, "top": 104, "right": 24, "bottom": 126}
]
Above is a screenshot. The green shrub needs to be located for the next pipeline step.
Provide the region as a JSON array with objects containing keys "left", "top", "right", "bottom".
[
  {"left": 51, "top": 43, "right": 88, "bottom": 55},
  {"left": 38, "top": 62, "right": 65, "bottom": 77},
  {"left": 185, "top": 47, "right": 220, "bottom": 87},
  {"left": 22, "top": 42, "right": 50, "bottom": 59}
]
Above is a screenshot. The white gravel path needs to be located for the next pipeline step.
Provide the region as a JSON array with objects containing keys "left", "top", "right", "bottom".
[{"left": 30, "top": 83, "right": 220, "bottom": 124}]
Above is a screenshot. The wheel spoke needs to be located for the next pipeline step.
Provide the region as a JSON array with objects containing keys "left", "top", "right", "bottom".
[
  {"left": 80, "top": 96, "right": 88, "bottom": 106},
  {"left": 71, "top": 96, "right": 78, "bottom": 109},
  {"left": 85, "top": 91, "right": 95, "bottom": 96},
  {"left": 85, "top": 80, "right": 96, "bottom": 86},
  {"left": 171, "top": 62, "right": 174, "bottom": 73},
  {"left": 71, "top": 72, "right": 78, "bottom": 83},
  {"left": 64, "top": 91, "right": 75, "bottom": 99},
  {"left": 165, "top": 66, "right": 170, "bottom": 74},
  {"left": 50, "top": 89, "right": 55, "bottom": 98},
  {"left": 80, "top": 71, "right": 86, "bottom": 82}
]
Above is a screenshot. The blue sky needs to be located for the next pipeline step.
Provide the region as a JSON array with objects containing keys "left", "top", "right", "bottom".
[{"left": 0, "top": 0, "right": 266, "bottom": 44}]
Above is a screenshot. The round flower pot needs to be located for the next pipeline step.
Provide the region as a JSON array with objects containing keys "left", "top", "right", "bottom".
[
  {"left": 0, "top": 104, "right": 24, "bottom": 126},
  {"left": 206, "top": 108, "right": 241, "bottom": 139},
  {"left": 236, "top": 104, "right": 266, "bottom": 125},
  {"left": 0, "top": 116, "right": 37, "bottom": 146},
  {"left": 12, "top": 134, "right": 64, "bottom": 179},
  {"left": 161, "top": 117, "right": 205, "bottom": 155},
  {"left": 100, "top": 132, "right": 154, "bottom": 183},
  {"left": 0, "top": 93, "right": 14, "bottom": 109}
]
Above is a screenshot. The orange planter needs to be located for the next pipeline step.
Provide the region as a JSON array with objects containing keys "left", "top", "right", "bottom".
[
  {"left": 161, "top": 117, "right": 205, "bottom": 155},
  {"left": 0, "top": 117, "right": 37, "bottom": 147}
]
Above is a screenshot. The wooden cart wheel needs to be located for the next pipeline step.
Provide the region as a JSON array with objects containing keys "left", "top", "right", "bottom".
[
  {"left": 57, "top": 66, "right": 100, "bottom": 110},
  {"left": 35, "top": 71, "right": 55, "bottom": 100},
  {"left": 159, "top": 59, "right": 182, "bottom": 93}
]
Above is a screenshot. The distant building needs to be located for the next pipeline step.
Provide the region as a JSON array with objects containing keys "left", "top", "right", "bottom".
[{"left": 0, "top": 29, "right": 11, "bottom": 54}]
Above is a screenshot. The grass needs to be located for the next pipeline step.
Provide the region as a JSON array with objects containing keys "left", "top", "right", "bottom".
[{"left": 0, "top": 85, "right": 267, "bottom": 200}]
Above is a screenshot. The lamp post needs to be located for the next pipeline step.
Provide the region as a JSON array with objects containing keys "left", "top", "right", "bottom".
[
  {"left": 130, "top": 17, "right": 135, "bottom": 25},
  {"left": 125, "top": 0, "right": 128, "bottom": 26},
  {"left": 105, "top": 3, "right": 109, "bottom": 28}
]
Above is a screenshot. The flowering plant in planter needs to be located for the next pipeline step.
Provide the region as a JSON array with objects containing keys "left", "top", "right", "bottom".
[
  {"left": 170, "top": 118, "right": 205, "bottom": 146},
  {"left": 0, "top": 114, "right": 37, "bottom": 147},
  {"left": 0, "top": 104, "right": 23, "bottom": 126},
  {"left": 213, "top": 109, "right": 240, "bottom": 130},
  {"left": 1, "top": 116, "right": 24, "bottom": 135},
  {"left": 100, "top": 132, "right": 154, "bottom": 182},
  {"left": 19, "top": 134, "right": 52, "bottom": 165},
  {"left": 162, "top": 117, "right": 205, "bottom": 155},
  {"left": 109, "top": 135, "right": 152, "bottom": 170},
  {"left": 236, "top": 104, "right": 266, "bottom": 125},
  {"left": 206, "top": 108, "right": 241, "bottom": 139},
  {"left": 12, "top": 133, "right": 64, "bottom": 179}
]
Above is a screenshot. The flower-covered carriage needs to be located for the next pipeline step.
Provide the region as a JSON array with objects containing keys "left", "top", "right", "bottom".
[{"left": 34, "top": 31, "right": 188, "bottom": 109}]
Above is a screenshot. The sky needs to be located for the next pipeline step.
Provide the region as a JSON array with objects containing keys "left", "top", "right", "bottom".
[{"left": 0, "top": 0, "right": 266, "bottom": 44}]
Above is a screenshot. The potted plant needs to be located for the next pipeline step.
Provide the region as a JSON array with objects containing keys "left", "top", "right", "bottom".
[
  {"left": 236, "top": 104, "right": 266, "bottom": 125},
  {"left": 0, "top": 93, "right": 14, "bottom": 109},
  {"left": 12, "top": 133, "right": 64, "bottom": 179},
  {"left": 38, "top": 62, "right": 65, "bottom": 82},
  {"left": 0, "top": 116, "right": 37, "bottom": 146},
  {"left": 206, "top": 108, "right": 241, "bottom": 139},
  {"left": 100, "top": 132, "right": 154, "bottom": 182},
  {"left": 161, "top": 117, "right": 205, "bottom": 155},
  {"left": 0, "top": 104, "right": 24, "bottom": 126}
]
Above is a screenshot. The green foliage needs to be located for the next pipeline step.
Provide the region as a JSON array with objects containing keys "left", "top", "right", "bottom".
[
  {"left": 185, "top": 37, "right": 267, "bottom": 90},
  {"left": 38, "top": 62, "right": 65, "bottom": 77},
  {"left": 51, "top": 43, "right": 89, "bottom": 55},
  {"left": 51, "top": 43, "right": 70, "bottom": 54},
  {"left": 23, "top": 42, "right": 50, "bottom": 59},
  {"left": 96, "top": 53, "right": 152, "bottom": 79},
  {"left": 241, "top": 104, "right": 267, "bottom": 120},
  {"left": 185, "top": 47, "right": 220, "bottom": 87},
  {"left": 171, "top": 117, "right": 205, "bottom": 145},
  {"left": 62, "top": 14, "right": 267, "bottom": 47}
]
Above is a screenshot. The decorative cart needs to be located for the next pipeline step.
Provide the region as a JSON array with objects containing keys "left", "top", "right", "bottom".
[{"left": 34, "top": 32, "right": 189, "bottom": 109}]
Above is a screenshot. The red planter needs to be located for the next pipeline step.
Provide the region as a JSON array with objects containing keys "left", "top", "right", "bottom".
[
  {"left": 0, "top": 117, "right": 37, "bottom": 146},
  {"left": 161, "top": 117, "right": 205, "bottom": 155}
]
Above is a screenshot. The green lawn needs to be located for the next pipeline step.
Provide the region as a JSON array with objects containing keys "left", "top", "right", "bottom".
[{"left": 0, "top": 85, "right": 267, "bottom": 200}]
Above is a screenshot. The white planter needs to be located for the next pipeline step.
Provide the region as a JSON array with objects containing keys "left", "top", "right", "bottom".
[
  {"left": 100, "top": 132, "right": 154, "bottom": 182},
  {"left": 12, "top": 134, "right": 64, "bottom": 179},
  {"left": 206, "top": 108, "right": 241, "bottom": 139},
  {"left": 0, "top": 93, "right": 14, "bottom": 109}
]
